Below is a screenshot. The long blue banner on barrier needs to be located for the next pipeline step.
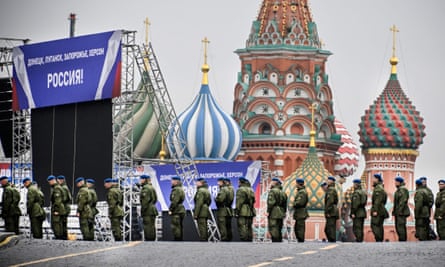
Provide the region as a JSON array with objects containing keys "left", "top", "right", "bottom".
[
  {"left": 12, "top": 30, "right": 122, "bottom": 110},
  {"left": 132, "top": 161, "right": 262, "bottom": 211}
]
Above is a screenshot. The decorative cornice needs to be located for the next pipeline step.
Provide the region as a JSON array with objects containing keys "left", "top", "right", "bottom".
[{"left": 363, "top": 148, "right": 419, "bottom": 156}]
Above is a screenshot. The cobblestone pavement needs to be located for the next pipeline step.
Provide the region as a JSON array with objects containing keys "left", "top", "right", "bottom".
[{"left": 1, "top": 239, "right": 444, "bottom": 267}]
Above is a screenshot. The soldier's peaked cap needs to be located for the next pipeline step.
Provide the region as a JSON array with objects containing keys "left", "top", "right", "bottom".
[
  {"left": 171, "top": 176, "right": 181, "bottom": 181},
  {"left": 438, "top": 180, "right": 445, "bottom": 184},
  {"left": 22, "top": 177, "right": 32, "bottom": 184},
  {"left": 47, "top": 175, "right": 56, "bottom": 181},
  {"left": 57, "top": 175, "right": 65, "bottom": 180},
  {"left": 75, "top": 177, "right": 85, "bottom": 183},
  {"left": 104, "top": 178, "right": 113, "bottom": 183},
  {"left": 140, "top": 174, "right": 150, "bottom": 179},
  {"left": 352, "top": 179, "right": 361, "bottom": 184}
]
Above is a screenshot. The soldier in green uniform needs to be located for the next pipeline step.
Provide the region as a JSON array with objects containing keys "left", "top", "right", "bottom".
[
  {"left": 370, "top": 174, "right": 389, "bottom": 242},
  {"left": 104, "top": 178, "right": 124, "bottom": 241},
  {"left": 0, "top": 176, "right": 21, "bottom": 234},
  {"left": 169, "top": 176, "right": 185, "bottom": 241},
  {"left": 236, "top": 177, "right": 255, "bottom": 241},
  {"left": 324, "top": 176, "right": 339, "bottom": 243},
  {"left": 434, "top": 179, "right": 445, "bottom": 240},
  {"left": 193, "top": 178, "right": 211, "bottom": 241},
  {"left": 419, "top": 176, "right": 434, "bottom": 239},
  {"left": 420, "top": 177, "right": 434, "bottom": 210},
  {"left": 47, "top": 175, "right": 66, "bottom": 239},
  {"left": 139, "top": 174, "right": 158, "bottom": 241},
  {"left": 87, "top": 179, "right": 98, "bottom": 239},
  {"left": 75, "top": 177, "right": 93, "bottom": 241},
  {"left": 224, "top": 178, "right": 234, "bottom": 241},
  {"left": 392, "top": 176, "right": 410, "bottom": 241},
  {"left": 23, "top": 178, "right": 45, "bottom": 238},
  {"left": 293, "top": 178, "right": 308, "bottom": 242},
  {"left": 350, "top": 179, "right": 367, "bottom": 242},
  {"left": 414, "top": 179, "right": 429, "bottom": 240},
  {"left": 267, "top": 177, "right": 286, "bottom": 242},
  {"left": 215, "top": 177, "right": 230, "bottom": 241},
  {"left": 279, "top": 181, "right": 288, "bottom": 241},
  {"left": 57, "top": 175, "right": 72, "bottom": 240}
]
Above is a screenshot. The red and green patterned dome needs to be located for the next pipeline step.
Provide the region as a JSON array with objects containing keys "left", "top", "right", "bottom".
[{"left": 358, "top": 74, "right": 425, "bottom": 149}]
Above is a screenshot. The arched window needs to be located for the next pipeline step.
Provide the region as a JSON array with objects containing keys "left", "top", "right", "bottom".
[
  {"left": 286, "top": 73, "right": 294, "bottom": 85},
  {"left": 243, "top": 74, "right": 249, "bottom": 84},
  {"left": 270, "top": 72, "right": 278, "bottom": 84},
  {"left": 291, "top": 123, "right": 304, "bottom": 135},
  {"left": 254, "top": 73, "right": 261, "bottom": 82},
  {"left": 260, "top": 123, "right": 272, "bottom": 135}
]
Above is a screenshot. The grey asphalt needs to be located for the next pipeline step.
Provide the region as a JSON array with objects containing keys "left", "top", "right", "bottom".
[{"left": 1, "top": 238, "right": 444, "bottom": 267}]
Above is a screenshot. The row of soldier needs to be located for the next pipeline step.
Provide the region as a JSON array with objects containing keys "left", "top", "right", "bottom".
[
  {"left": 2, "top": 173, "right": 444, "bottom": 242},
  {"left": 273, "top": 174, "right": 445, "bottom": 243},
  {"left": 0, "top": 175, "right": 123, "bottom": 241},
  {"left": 0, "top": 174, "right": 257, "bottom": 242},
  {"left": 350, "top": 174, "right": 445, "bottom": 242}
]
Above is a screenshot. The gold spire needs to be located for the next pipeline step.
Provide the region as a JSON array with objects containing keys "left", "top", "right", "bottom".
[
  {"left": 201, "top": 37, "right": 210, "bottom": 85},
  {"left": 144, "top": 17, "right": 151, "bottom": 45},
  {"left": 390, "top": 24, "right": 399, "bottom": 74},
  {"left": 309, "top": 102, "right": 317, "bottom": 147}
]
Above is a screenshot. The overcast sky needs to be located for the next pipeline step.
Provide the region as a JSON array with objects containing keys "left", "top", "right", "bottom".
[{"left": 1, "top": 0, "right": 444, "bottom": 191}]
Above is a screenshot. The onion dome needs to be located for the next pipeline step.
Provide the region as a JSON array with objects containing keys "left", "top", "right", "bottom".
[
  {"left": 358, "top": 33, "right": 426, "bottom": 149},
  {"left": 167, "top": 39, "right": 242, "bottom": 161},
  {"left": 283, "top": 110, "right": 333, "bottom": 210},
  {"left": 334, "top": 119, "right": 360, "bottom": 177},
  {"left": 114, "top": 76, "right": 164, "bottom": 159}
]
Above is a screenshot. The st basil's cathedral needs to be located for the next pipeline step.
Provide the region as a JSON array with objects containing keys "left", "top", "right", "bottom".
[{"left": 130, "top": 0, "right": 425, "bottom": 242}]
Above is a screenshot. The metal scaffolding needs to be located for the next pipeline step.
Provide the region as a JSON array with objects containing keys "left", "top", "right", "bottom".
[
  {"left": 253, "top": 161, "right": 272, "bottom": 243},
  {"left": 112, "top": 31, "right": 141, "bottom": 241},
  {"left": 0, "top": 39, "right": 32, "bottom": 182}
]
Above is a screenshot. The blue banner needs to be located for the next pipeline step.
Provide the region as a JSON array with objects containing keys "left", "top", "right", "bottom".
[
  {"left": 12, "top": 30, "right": 122, "bottom": 110},
  {"left": 136, "top": 161, "right": 261, "bottom": 211}
]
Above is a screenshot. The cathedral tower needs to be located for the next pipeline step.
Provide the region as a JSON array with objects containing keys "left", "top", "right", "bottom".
[
  {"left": 358, "top": 25, "right": 426, "bottom": 194},
  {"left": 358, "top": 26, "right": 426, "bottom": 241},
  {"left": 233, "top": 0, "right": 342, "bottom": 178}
]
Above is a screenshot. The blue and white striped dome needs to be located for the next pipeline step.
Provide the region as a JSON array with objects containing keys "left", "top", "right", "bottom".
[{"left": 168, "top": 83, "right": 242, "bottom": 161}]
